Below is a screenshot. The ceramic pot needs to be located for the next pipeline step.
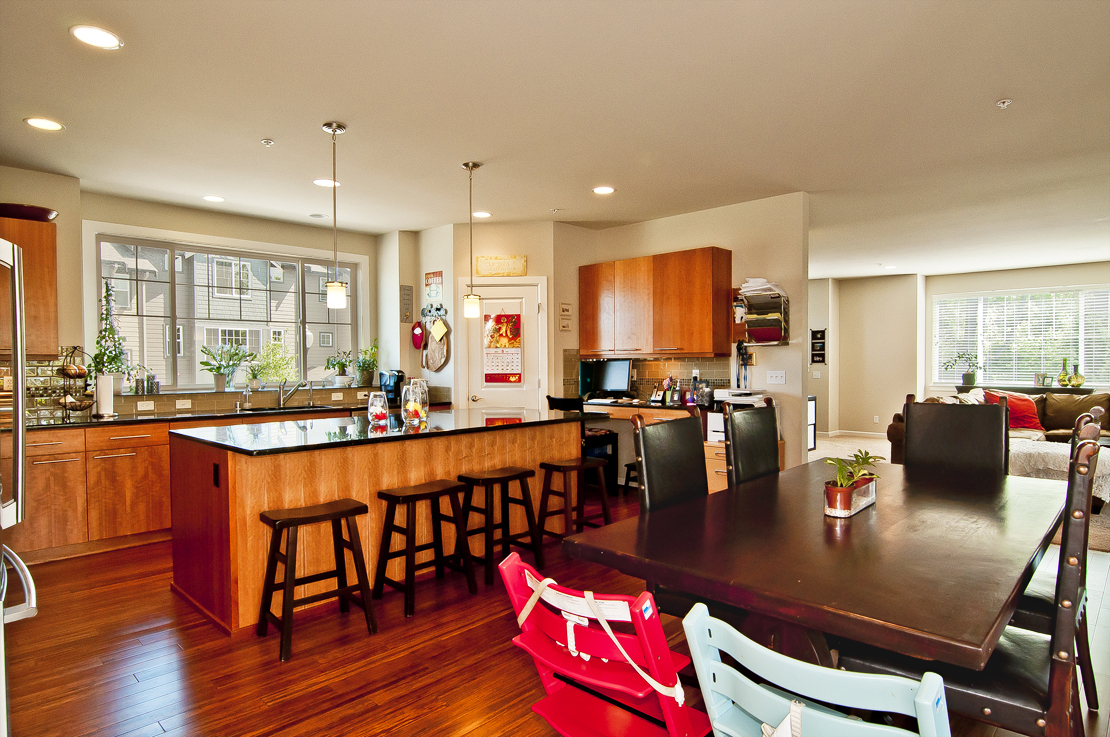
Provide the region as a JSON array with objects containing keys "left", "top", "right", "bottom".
[
  {"left": 334, "top": 374, "right": 353, "bottom": 387},
  {"left": 357, "top": 368, "right": 374, "bottom": 387},
  {"left": 961, "top": 371, "right": 977, "bottom": 386},
  {"left": 213, "top": 374, "right": 227, "bottom": 392},
  {"left": 248, "top": 379, "right": 262, "bottom": 390}
]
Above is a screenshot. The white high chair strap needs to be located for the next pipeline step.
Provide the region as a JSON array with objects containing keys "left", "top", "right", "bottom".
[
  {"left": 761, "top": 700, "right": 804, "bottom": 737},
  {"left": 517, "top": 576, "right": 556, "bottom": 627},
  {"left": 583, "top": 591, "right": 685, "bottom": 707}
]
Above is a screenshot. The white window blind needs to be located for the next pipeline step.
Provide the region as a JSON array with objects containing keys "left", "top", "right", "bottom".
[{"left": 933, "top": 287, "right": 1110, "bottom": 386}]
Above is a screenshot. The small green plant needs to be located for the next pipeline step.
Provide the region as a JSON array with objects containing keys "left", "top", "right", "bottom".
[
  {"left": 246, "top": 362, "right": 264, "bottom": 380},
  {"left": 942, "top": 351, "right": 984, "bottom": 373},
  {"left": 256, "top": 341, "right": 297, "bottom": 382},
  {"left": 356, "top": 341, "right": 378, "bottom": 374},
  {"left": 325, "top": 349, "right": 353, "bottom": 375},
  {"left": 199, "top": 344, "right": 254, "bottom": 378},
  {"left": 90, "top": 281, "right": 130, "bottom": 376},
  {"left": 825, "top": 450, "right": 885, "bottom": 488}
]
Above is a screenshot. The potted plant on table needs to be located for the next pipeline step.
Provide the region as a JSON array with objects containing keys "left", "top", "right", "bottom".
[
  {"left": 942, "top": 351, "right": 984, "bottom": 386},
  {"left": 824, "top": 450, "right": 884, "bottom": 518},
  {"left": 200, "top": 344, "right": 254, "bottom": 391},
  {"left": 355, "top": 340, "right": 378, "bottom": 387},
  {"left": 325, "top": 349, "right": 354, "bottom": 387}
]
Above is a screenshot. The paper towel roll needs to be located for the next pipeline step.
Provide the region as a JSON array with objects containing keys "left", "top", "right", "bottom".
[{"left": 95, "top": 375, "right": 115, "bottom": 416}]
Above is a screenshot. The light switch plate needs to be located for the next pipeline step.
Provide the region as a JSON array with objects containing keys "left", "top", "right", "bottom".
[
  {"left": 630, "top": 369, "right": 637, "bottom": 381},
  {"left": 691, "top": 368, "right": 700, "bottom": 380},
  {"left": 767, "top": 370, "right": 786, "bottom": 385},
  {"left": 812, "top": 370, "right": 821, "bottom": 379},
  {"left": 176, "top": 399, "right": 192, "bottom": 409},
  {"left": 136, "top": 400, "right": 155, "bottom": 412},
  {"left": 357, "top": 391, "right": 368, "bottom": 399},
  {"left": 331, "top": 392, "right": 343, "bottom": 401}
]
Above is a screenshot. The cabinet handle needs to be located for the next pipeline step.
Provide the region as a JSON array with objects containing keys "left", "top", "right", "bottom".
[
  {"left": 714, "top": 451, "right": 726, "bottom": 457},
  {"left": 93, "top": 452, "right": 137, "bottom": 459},
  {"left": 108, "top": 434, "right": 151, "bottom": 440},
  {"left": 32, "top": 458, "right": 80, "bottom": 465},
  {"left": 27, "top": 441, "right": 63, "bottom": 447},
  {"left": 651, "top": 417, "right": 674, "bottom": 421},
  {"left": 713, "top": 469, "right": 728, "bottom": 475},
  {"left": 657, "top": 347, "right": 681, "bottom": 351}
]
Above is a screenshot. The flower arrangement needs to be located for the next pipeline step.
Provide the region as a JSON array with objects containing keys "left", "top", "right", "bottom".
[
  {"left": 199, "top": 344, "right": 254, "bottom": 379},
  {"left": 325, "top": 349, "right": 353, "bottom": 376}
]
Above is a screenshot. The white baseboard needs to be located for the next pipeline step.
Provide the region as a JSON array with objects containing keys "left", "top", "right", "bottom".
[{"left": 817, "top": 430, "right": 888, "bottom": 439}]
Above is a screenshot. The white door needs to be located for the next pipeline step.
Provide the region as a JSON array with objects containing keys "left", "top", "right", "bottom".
[{"left": 456, "top": 280, "right": 546, "bottom": 410}]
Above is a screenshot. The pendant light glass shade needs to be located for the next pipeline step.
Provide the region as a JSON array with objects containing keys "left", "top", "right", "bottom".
[
  {"left": 323, "top": 121, "right": 347, "bottom": 310},
  {"left": 463, "top": 293, "right": 481, "bottom": 319},
  {"left": 326, "top": 280, "right": 347, "bottom": 309}
]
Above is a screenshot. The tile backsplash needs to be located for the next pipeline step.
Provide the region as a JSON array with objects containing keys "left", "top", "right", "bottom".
[{"left": 564, "top": 349, "right": 732, "bottom": 400}]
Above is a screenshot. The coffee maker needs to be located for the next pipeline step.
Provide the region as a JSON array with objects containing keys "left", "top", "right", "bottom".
[{"left": 379, "top": 370, "right": 406, "bottom": 408}]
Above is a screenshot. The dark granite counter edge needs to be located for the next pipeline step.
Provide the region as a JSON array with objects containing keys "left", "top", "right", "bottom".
[
  {"left": 25, "top": 403, "right": 360, "bottom": 430},
  {"left": 169, "top": 412, "right": 602, "bottom": 457}
]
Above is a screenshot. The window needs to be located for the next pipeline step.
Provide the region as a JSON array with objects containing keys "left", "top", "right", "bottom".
[
  {"left": 319, "top": 332, "right": 333, "bottom": 348},
  {"left": 97, "top": 236, "right": 358, "bottom": 389},
  {"left": 933, "top": 287, "right": 1110, "bottom": 386}
]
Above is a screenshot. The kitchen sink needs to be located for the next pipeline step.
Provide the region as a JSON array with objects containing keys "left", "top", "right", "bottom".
[{"left": 238, "top": 404, "right": 340, "bottom": 412}]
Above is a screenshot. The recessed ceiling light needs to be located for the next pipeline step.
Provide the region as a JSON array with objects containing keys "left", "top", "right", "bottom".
[
  {"left": 313, "top": 179, "right": 340, "bottom": 188},
  {"left": 24, "top": 117, "right": 64, "bottom": 131},
  {"left": 202, "top": 195, "right": 225, "bottom": 202},
  {"left": 260, "top": 139, "right": 275, "bottom": 147},
  {"left": 592, "top": 186, "right": 615, "bottom": 195},
  {"left": 884, "top": 265, "right": 897, "bottom": 270},
  {"left": 473, "top": 211, "right": 491, "bottom": 218},
  {"left": 996, "top": 99, "right": 1013, "bottom": 110},
  {"left": 309, "top": 213, "right": 327, "bottom": 219},
  {"left": 70, "top": 25, "right": 123, "bottom": 50}
]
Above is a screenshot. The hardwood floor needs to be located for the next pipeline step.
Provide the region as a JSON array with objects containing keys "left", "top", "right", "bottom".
[{"left": 6, "top": 493, "right": 1108, "bottom": 736}]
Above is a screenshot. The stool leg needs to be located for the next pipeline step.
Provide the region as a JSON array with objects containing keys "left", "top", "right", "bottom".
[
  {"left": 483, "top": 484, "right": 496, "bottom": 586},
  {"left": 596, "top": 465, "right": 612, "bottom": 524},
  {"left": 372, "top": 500, "right": 397, "bottom": 600},
  {"left": 256, "top": 526, "right": 283, "bottom": 637},
  {"left": 575, "top": 468, "right": 587, "bottom": 533},
  {"left": 345, "top": 515, "right": 378, "bottom": 634},
  {"left": 430, "top": 498, "right": 446, "bottom": 579},
  {"left": 538, "top": 469, "right": 554, "bottom": 539},
  {"left": 447, "top": 489, "right": 478, "bottom": 595},
  {"left": 562, "top": 471, "right": 573, "bottom": 537},
  {"left": 499, "top": 481, "right": 512, "bottom": 561},
  {"left": 331, "top": 518, "right": 350, "bottom": 613},
  {"left": 278, "top": 525, "right": 298, "bottom": 662},
  {"left": 518, "top": 477, "right": 544, "bottom": 569},
  {"left": 404, "top": 500, "right": 417, "bottom": 617}
]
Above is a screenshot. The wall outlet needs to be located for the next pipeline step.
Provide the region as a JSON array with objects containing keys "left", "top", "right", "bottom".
[
  {"left": 136, "top": 400, "right": 155, "bottom": 412},
  {"left": 630, "top": 369, "right": 637, "bottom": 381},
  {"left": 357, "top": 391, "right": 368, "bottom": 400},
  {"left": 176, "top": 399, "right": 192, "bottom": 409},
  {"left": 331, "top": 392, "right": 344, "bottom": 401},
  {"left": 766, "top": 370, "right": 786, "bottom": 385},
  {"left": 691, "top": 368, "right": 700, "bottom": 381},
  {"left": 874, "top": 415, "right": 880, "bottom": 424},
  {"left": 812, "top": 370, "right": 821, "bottom": 379}
]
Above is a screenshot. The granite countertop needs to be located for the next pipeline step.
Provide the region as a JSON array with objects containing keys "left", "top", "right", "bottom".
[
  {"left": 24, "top": 403, "right": 360, "bottom": 430},
  {"left": 170, "top": 408, "right": 600, "bottom": 456}
]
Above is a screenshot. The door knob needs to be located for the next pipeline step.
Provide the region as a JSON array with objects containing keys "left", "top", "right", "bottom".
[{"left": 470, "top": 395, "right": 481, "bottom": 402}]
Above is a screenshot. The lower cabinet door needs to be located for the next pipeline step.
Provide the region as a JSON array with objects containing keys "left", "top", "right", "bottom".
[
  {"left": 86, "top": 444, "right": 171, "bottom": 540},
  {"left": 2, "top": 452, "right": 88, "bottom": 552}
]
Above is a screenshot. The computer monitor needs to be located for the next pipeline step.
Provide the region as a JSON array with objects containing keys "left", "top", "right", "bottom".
[{"left": 578, "top": 359, "right": 633, "bottom": 397}]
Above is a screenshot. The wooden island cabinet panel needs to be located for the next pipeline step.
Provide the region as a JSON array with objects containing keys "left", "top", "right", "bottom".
[
  {"left": 86, "top": 443, "right": 171, "bottom": 540},
  {"left": 578, "top": 260, "right": 614, "bottom": 356},
  {"left": 0, "top": 216, "right": 58, "bottom": 358}
]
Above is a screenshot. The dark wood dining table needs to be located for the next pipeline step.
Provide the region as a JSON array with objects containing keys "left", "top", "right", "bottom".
[{"left": 563, "top": 460, "right": 1066, "bottom": 671}]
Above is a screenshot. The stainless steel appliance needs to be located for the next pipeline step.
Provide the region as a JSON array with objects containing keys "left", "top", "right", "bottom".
[
  {"left": 378, "top": 370, "right": 406, "bottom": 408},
  {"left": 0, "top": 238, "right": 38, "bottom": 736}
]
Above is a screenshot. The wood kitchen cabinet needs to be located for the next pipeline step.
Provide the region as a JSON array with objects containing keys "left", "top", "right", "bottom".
[
  {"left": 652, "top": 246, "right": 732, "bottom": 356},
  {"left": 613, "top": 256, "right": 653, "bottom": 354},
  {"left": 0, "top": 216, "right": 59, "bottom": 357},
  {"left": 2, "top": 452, "right": 88, "bottom": 552},
  {"left": 579, "top": 261, "right": 614, "bottom": 356},
  {"left": 86, "top": 443, "right": 171, "bottom": 540}
]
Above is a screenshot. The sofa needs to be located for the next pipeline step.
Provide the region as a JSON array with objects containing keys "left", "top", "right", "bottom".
[{"left": 887, "top": 388, "right": 1110, "bottom": 464}]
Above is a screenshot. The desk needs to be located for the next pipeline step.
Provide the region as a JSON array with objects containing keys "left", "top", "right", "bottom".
[{"left": 564, "top": 461, "right": 1065, "bottom": 670}]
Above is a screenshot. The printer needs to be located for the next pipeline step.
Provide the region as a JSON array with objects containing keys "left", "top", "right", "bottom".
[{"left": 706, "top": 389, "right": 770, "bottom": 443}]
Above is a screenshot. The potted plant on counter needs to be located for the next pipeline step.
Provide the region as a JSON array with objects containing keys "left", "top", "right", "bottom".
[
  {"left": 356, "top": 340, "right": 378, "bottom": 387},
  {"left": 824, "top": 450, "right": 884, "bottom": 518},
  {"left": 325, "top": 349, "right": 353, "bottom": 387},
  {"left": 942, "top": 351, "right": 984, "bottom": 386},
  {"left": 245, "top": 361, "right": 264, "bottom": 391},
  {"left": 200, "top": 344, "right": 254, "bottom": 391},
  {"left": 90, "top": 282, "right": 132, "bottom": 416}
]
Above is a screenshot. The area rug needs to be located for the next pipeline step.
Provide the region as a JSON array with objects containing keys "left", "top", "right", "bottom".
[{"left": 1053, "top": 505, "right": 1110, "bottom": 552}]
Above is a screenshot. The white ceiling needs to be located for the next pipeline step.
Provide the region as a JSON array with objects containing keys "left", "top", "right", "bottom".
[{"left": 1, "top": 0, "right": 1107, "bottom": 278}]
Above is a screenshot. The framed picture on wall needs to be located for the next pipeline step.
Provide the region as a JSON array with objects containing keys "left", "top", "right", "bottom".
[
  {"left": 559, "top": 303, "right": 573, "bottom": 317},
  {"left": 559, "top": 318, "right": 572, "bottom": 332}
]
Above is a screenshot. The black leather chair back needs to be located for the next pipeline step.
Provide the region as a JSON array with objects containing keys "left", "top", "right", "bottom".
[
  {"left": 903, "top": 396, "right": 1009, "bottom": 475},
  {"left": 632, "top": 414, "right": 708, "bottom": 513},
  {"left": 723, "top": 403, "right": 779, "bottom": 486},
  {"left": 546, "top": 395, "right": 584, "bottom": 411}
]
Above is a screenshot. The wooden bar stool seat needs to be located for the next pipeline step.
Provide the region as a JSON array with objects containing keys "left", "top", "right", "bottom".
[
  {"left": 458, "top": 466, "right": 542, "bottom": 584},
  {"left": 256, "top": 498, "right": 377, "bottom": 662},
  {"left": 623, "top": 461, "right": 640, "bottom": 494},
  {"left": 537, "top": 457, "right": 612, "bottom": 541},
  {"left": 371, "top": 479, "right": 478, "bottom": 618}
]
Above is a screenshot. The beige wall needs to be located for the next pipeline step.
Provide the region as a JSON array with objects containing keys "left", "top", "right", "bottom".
[
  {"left": 838, "top": 274, "right": 924, "bottom": 434},
  {"left": 417, "top": 224, "right": 454, "bottom": 388},
  {"left": 807, "top": 278, "right": 840, "bottom": 433},
  {"left": 0, "top": 166, "right": 83, "bottom": 347}
]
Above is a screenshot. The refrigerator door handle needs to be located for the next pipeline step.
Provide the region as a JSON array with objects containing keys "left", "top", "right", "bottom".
[
  {"left": 0, "top": 240, "right": 26, "bottom": 530},
  {"left": 1, "top": 546, "right": 36, "bottom": 623}
]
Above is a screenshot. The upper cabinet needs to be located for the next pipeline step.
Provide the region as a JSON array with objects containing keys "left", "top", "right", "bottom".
[
  {"left": 0, "top": 217, "right": 59, "bottom": 358},
  {"left": 579, "top": 246, "right": 732, "bottom": 358}
]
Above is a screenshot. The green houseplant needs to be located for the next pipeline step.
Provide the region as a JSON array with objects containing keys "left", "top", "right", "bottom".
[
  {"left": 90, "top": 281, "right": 131, "bottom": 395},
  {"left": 824, "top": 450, "right": 884, "bottom": 517},
  {"left": 245, "top": 361, "right": 264, "bottom": 390},
  {"left": 942, "top": 351, "right": 984, "bottom": 386},
  {"left": 325, "top": 349, "right": 353, "bottom": 386},
  {"left": 199, "top": 344, "right": 255, "bottom": 391},
  {"left": 355, "top": 340, "right": 378, "bottom": 387}
]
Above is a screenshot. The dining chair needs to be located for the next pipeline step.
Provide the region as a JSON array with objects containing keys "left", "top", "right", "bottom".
[
  {"left": 722, "top": 398, "right": 779, "bottom": 487},
  {"left": 902, "top": 393, "right": 1010, "bottom": 474},
  {"left": 546, "top": 394, "right": 584, "bottom": 411},
  {"left": 683, "top": 602, "right": 952, "bottom": 737},
  {"left": 498, "top": 552, "right": 712, "bottom": 737},
  {"left": 836, "top": 438, "right": 1101, "bottom": 737},
  {"left": 1010, "top": 416, "right": 1102, "bottom": 712},
  {"left": 631, "top": 414, "right": 708, "bottom": 513}
]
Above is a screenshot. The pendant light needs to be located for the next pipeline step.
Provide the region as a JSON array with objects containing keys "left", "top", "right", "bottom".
[
  {"left": 462, "top": 161, "right": 482, "bottom": 318},
  {"left": 323, "top": 121, "right": 347, "bottom": 310}
]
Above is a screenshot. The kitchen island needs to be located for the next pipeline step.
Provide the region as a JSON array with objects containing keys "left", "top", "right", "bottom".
[{"left": 168, "top": 409, "right": 585, "bottom": 633}]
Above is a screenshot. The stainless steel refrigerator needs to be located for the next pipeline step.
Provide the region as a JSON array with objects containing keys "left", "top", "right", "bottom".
[{"left": 0, "top": 238, "right": 38, "bottom": 736}]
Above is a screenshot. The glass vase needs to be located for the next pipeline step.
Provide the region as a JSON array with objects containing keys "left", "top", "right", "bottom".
[
  {"left": 1069, "top": 364, "right": 1085, "bottom": 388},
  {"left": 401, "top": 379, "right": 429, "bottom": 425},
  {"left": 1057, "top": 358, "right": 1070, "bottom": 387},
  {"left": 367, "top": 392, "right": 389, "bottom": 425}
]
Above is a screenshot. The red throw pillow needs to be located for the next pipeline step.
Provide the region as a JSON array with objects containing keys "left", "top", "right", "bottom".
[{"left": 984, "top": 390, "right": 1044, "bottom": 430}]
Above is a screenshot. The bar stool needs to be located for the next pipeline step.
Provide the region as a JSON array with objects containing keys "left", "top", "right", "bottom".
[
  {"left": 371, "top": 479, "right": 478, "bottom": 617},
  {"left": 458, "top": 467, "right": 542, "bottom": 584},
  {"left": 623, "top": 462, "right": 640, "bottom": 494},
  {"left": 537, "top": 457, "right": 611, "bottom": 540},
  {"left": 256, "top": 498, "right": 376, "bottom": 662}
]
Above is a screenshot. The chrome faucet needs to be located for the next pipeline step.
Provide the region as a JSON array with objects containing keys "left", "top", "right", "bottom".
[
  {"left": 240, "top": 384, "right": 252, "bottom": 410},
  {"left": 279, "top": 379, "right": 307, "bottom": 408}
]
